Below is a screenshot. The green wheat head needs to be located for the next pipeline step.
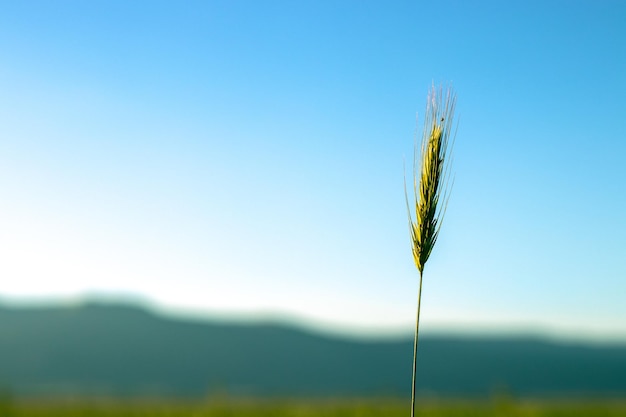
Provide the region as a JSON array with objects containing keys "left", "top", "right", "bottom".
[{"left": 406, "top": 85, "right": 456, "bottom": 274}]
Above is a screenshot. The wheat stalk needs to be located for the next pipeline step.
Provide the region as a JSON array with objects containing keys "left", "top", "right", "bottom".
[{"left": 405, "top": 85, "right": 456, "bottom": 417}]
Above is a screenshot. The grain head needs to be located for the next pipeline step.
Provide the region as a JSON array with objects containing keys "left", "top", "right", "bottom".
[{"left": 406, "top": 85, "right": 456, "bottom": 274}]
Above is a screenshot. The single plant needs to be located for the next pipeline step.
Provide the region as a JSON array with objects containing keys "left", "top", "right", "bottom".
[{"left": 405, "top": 85, "right": 456, "bottom": 417}]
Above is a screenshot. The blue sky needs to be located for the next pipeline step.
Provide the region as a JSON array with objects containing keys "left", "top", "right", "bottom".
[{"left": 0, "top": 1, "right": 625, "bottom": 341}]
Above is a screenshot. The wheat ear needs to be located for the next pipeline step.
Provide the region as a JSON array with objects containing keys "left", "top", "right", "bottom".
[{"left": 405, "top": 85, "right": 456, "bottom": 417}]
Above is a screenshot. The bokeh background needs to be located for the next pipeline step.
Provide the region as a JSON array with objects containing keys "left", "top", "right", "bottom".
[{"left": 0, "top": 0, "right": 625, "bottom": 348}]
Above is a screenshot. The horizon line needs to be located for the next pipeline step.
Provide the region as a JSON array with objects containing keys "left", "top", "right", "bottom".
[{"left": 0, "top": 293, "right": 625, "bottom": 346}]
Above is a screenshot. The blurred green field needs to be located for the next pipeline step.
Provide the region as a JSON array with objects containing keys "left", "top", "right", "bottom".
[{"left": 1, "top": 398, "right": 625, "bottom": 417}]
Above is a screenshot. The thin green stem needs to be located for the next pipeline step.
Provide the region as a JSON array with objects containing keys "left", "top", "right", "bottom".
[{"left": 410, "top": 270, "right": 424, "bottom": 417}]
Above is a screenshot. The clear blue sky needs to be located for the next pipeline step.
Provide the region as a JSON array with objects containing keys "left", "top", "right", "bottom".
[{"left": 0, "top": 1, "right": 624, "bottom": 341}]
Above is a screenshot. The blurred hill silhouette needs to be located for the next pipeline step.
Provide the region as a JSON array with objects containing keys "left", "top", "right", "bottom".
[{"left": 0, "top": 301, "right": 624, "bottom": 398}]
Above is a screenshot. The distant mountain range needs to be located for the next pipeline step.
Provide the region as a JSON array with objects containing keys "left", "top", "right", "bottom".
[{"left": 0, "top": 302, "right": 624, "bottom": 398}]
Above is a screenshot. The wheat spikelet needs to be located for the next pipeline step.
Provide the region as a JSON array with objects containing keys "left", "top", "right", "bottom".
[{"left": 406, "top": 85, "right": 456, "bottom": 274}]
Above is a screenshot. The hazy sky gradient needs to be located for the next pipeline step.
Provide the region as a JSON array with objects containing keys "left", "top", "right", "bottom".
[{"left": 1, "top": 1, "right": 625, "bottom": 341}]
